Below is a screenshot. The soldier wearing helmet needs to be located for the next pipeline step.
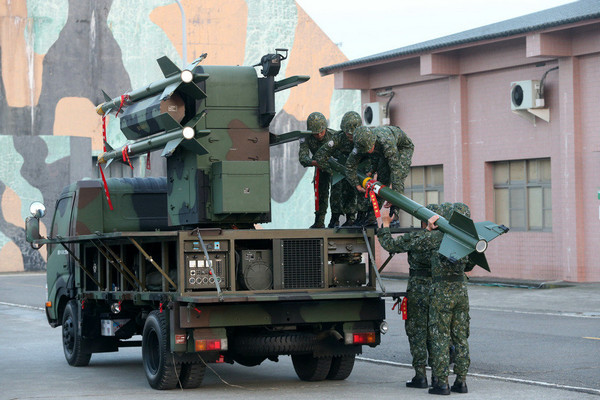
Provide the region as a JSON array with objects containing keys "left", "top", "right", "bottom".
[
  {"left": 414, "top": 202, "right": 475, "bottom": 395},
  {"left": 312, "top": 111, "right": 362, "bottom": 227},
  {"left": 299, "top": 112, "right": 335, "bottom": 228},
  {"left": 377, "top": 203, "right": 441, "bottom": 389},
  {"left": 345, "top": 125, "right": 414, "bottom": 226}
]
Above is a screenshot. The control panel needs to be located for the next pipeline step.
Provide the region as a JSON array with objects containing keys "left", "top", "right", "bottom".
[{"left": 184, "top": 240, "right": 228, "bottom": 290}]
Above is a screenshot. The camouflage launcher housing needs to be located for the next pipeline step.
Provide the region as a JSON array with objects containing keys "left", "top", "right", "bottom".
[{"left": 96, "top": 50, "right": 309, "bottom": 227}]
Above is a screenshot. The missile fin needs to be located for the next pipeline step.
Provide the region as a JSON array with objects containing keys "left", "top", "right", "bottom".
[
  {"left": 104, "top": 141, "right": 114, "bottom": 152},
  {"left": 185, "top": 110, "right": 207, "bottom": 129},
  {"left": 181, "top": 139, "right": 209, "bottom": 156},
  {"left": 475, "top": 221, "right": 509, "bottom": 242},
  {"left": 331, "top": 172, "right": 345, "bottom": 185},
  {"left": 439, "top": 234, "right": 472, "bottom": 263},
  {"left": 469, "top": 251, "right": 491, "bottom": 272},
  {"left": 161, "top": 138, "right": 184, "bottom": 158},
  {"left": 157, "top": 56, "right": 181, "bottom": 78},
  {"left": 448, "top": 211, "right": 479, "bottom": 239},
  {"left": 102, "top": 90, "right": 112, "bottom": 102},
  {"left": 179, "top": 82, "right": 207, "bottom": 100}
]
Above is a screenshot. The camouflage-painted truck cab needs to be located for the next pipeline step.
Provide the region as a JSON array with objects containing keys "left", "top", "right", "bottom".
[{"left": 25, "top": 51, "right": 390, "bottom": 389}]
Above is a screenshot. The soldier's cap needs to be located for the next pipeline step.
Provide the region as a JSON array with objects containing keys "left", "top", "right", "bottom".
[
  {"left": 353, "top": 126, "right": 376, "bottom": 152},
  {"left": 307, "top": 112, "right": 328, "bottom": 134},
  {"left": 340, "top": 111, "right": 362, "bottom": 135}
]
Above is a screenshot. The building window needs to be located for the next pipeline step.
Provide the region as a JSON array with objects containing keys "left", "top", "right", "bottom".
[
  {"left": 398, "top": 165, "right": 444, "bottom": 227},
  {"left": 493, "top": 158, "right": 551, "bottom": 231}
]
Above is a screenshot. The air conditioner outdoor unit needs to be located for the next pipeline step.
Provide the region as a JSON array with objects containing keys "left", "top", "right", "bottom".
[
  {"left": 510, "top": 80, "right": 543, "bottom": 110},
  {"left": 363, "top": 102, "right": 386, "bottom": 127}
]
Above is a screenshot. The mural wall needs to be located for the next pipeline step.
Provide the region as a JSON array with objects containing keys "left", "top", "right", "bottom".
[{"left": 0, "top": 0, "right": 359, "bottom": 272}]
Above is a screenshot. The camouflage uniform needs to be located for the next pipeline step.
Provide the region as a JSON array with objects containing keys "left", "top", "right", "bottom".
[
  {"left": 419, "top": 202, "right": 474, "bottom": 393},
  {"left": 313, "top": 112, "right": 361, "bottom": 227},
  {"left": 299, "top": 112, "right": 334, "bottom": 228},
  {"left": 376, "top": 204, "right": 440, "bottom": 386},
  {"left": 346, "top": 126, "right": 414, "bottom": 223}
]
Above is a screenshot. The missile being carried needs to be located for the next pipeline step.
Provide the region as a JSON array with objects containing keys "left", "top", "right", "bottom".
[{"left": 328, "top": 159, "right": 509, "bottom": 271}]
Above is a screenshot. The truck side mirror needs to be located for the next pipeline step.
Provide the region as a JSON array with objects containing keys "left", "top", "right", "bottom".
[{"left": 26, "top": 202, "right": 46, "bottom": 248}]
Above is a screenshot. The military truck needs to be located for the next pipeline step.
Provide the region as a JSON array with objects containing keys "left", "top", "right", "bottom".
[{"left": 25, "top": 50, "right": 390, "bottom": 389}]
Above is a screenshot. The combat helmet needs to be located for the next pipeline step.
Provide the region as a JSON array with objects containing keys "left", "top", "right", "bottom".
[
  {"left": 340, "top": 111, "right": 362, "bottom": 135},
  {"left": 439, "top": 202, "right": 454, "bottom": 219},
  {"left": 307, "top": 112, "right": 327, "bottom": 134},
  {"left": 353, "top": 126, "right": 376, "bottom": 153},
  {"left": 426, "top": 203, "right": 442, "bottom": 215},
  {"left": 452, "top": 202, "right": 471, "bottom": 218}
]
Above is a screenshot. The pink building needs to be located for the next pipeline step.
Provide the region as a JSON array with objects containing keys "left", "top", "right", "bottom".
[{"left": 321, "top": 1, "right": 600, "bottom": 282}]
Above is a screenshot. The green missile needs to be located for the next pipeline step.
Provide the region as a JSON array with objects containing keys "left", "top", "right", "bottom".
[
  {"left": 98, "top": 114, "right": 210, "bottom": 166},
  {"left": 96, "top": 55, "right": 209, "bottom": 116},
  {"left": 328, "top": 158, "right": 509, "bottom": 271}
]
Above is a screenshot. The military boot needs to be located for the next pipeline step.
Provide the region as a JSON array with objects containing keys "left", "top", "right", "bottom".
[
  {"left": 406, "top": 367, "right": 428, "bottom": 388},
  {"left": 309, "top": 212, "right": 326, "bottom": 229},
  {"left": 430, "top": 375, "right": 439, "bottom": 388},
  {"left": 428, "top": 377, "right": 450, "bottom": 395},
  {"left": 328, "top": 213, "right": 341, "bottom": 228},
  {"left": 341, "top": 213, "right": 356, "bottom": 227},
  {"left": 451, "top": 375, "right": 468, "bottom": 393}
]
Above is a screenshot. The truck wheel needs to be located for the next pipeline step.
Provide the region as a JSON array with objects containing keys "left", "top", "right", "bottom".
[
  {"left": 326, "top": 355, "right": 355, "bottom": 380},
  {"left": 142, "top": 311, "right": 181, "bottom": 389},
  {"left": 291, "top": 354, "right": 332, "bottom": 381},
  {"left": 62, "top": 300, "right": 91, "bottom": 366},
  {"left": 178, "top": 362, "right": 207, "bottom": 389}
]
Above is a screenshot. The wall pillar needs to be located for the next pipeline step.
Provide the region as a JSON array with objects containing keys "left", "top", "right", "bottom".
[{"left": 556, "top": 56, "right": 584, "bottom": 281}]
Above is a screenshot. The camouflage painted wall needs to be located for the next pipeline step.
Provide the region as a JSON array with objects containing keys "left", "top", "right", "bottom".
[{"left": 0, "top": 0, "right": 359, "bottom": 272}]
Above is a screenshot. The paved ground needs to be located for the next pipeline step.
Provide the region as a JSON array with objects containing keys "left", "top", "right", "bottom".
[{"left": 1, "top": 273, "right": 599, "bottom": 399}]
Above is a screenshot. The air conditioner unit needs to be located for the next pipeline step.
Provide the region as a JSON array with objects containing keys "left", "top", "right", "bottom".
[
  {"left": 510, "top": 80, "right": 543, "bottom": 110},
  {"left": 363, "top": 102, "right": 386, "bottom": 127}
]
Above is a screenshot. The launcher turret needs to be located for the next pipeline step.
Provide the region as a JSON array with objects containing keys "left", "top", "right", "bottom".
[{"left": 96, "top": 49, "right": 309, "bottom": 227}]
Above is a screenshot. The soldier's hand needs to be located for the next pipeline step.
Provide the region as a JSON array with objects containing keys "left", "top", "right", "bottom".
[
  {"left": 311, "top": 160, "right": 318, "bottom": 167},
  {"left": 356, "top": 185, "right": 366, "bottom": 193},
  {"left": 426, "top": 215, "right": 440, "bottom": 231}
]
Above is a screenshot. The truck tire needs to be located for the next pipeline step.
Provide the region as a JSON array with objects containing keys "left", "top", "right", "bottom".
[
  {"left": 142, "top": 311, "right": 181, "bottom": 390},
  {"left": 291, "top": 354, "right": 332, "bottom": 381},
  {"left": 233, "top": 332, "right": 316, "bottom": 356},
  {"left": 178, "top": 362, "right": 207, "bottom": 389},
  {"left": 62, "top": 300, "right": 91, "bottom": 366},
  {"left": 326, "top": 354, "right": 355, "bottom": 380}
]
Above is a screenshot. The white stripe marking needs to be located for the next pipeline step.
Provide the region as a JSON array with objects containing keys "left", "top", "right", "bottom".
[
  {"left": 357, "top": 356, "right": 600, "bottom": 395},
  {"left": 0, "top": 302, "right": 44, "bottom": 311}
]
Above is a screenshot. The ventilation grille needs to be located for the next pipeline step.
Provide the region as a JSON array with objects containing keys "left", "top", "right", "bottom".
[{"left": 282, "top": 239, "right": 323, "bottom": 289}]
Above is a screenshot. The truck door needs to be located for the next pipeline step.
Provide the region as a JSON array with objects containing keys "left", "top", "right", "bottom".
[{"left": 46, "top": 194, "right": 75, "bottom": 320}]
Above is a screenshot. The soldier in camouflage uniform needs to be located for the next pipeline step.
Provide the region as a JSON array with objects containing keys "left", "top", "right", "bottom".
[
  {"left": 377, "top": 204, "right": 440, "bottom": 389},
  {"left": 420, "top": 202, "right": 475, "bottom": 395},
  {"left": 299, "top": 112, "right": 335, "bottom": 228},
  {"left": 313, "top": 111, "right": 362, "bottom": 227},
  {"left": 345, "top": 125, "right": 414, "bottom": 225}
]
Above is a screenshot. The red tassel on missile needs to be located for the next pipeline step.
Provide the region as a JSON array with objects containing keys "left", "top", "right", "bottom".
[{"left": 400, "top": 296, "right": 408, "bottom": 320}]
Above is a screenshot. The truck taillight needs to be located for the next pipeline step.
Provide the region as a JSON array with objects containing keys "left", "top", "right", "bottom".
[
  {"left": 352, "top": 332, "right": 376, "bottom": 344},
  {"left": 195, "top": 338, "right": 227, "bottom": 351}
]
